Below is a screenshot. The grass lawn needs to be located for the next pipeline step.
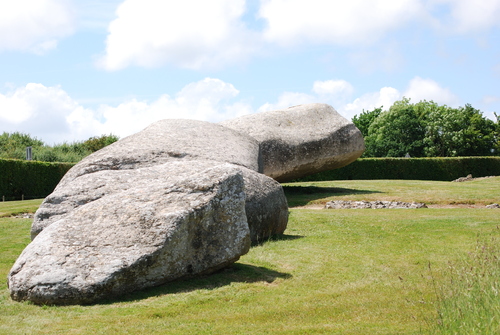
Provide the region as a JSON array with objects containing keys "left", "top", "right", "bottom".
[
  {"left": 283, "top": 177, "right": 500, "bottom": 207},
  {"left": 0, "top": 178, "right": 499, "bottom": 334},
  {"left": 0, "top": 199, "right": 43, "bottom": 218}
]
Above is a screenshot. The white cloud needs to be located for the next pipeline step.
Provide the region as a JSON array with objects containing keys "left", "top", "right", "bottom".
[
  {"left": 0, "top": 77, "right": 467, "bottom": 145},
  {"left": 312, "top": 80, "right": 354, "bottom": 99},
  {"left": 404, "top": 76, "right": 460, "bottom": 106},
  {"left": 257, "top": 0, "right": 500, "bottom": 47},
  {"left": 0, "top": 78, "right": 252, "bottom": 144},
  {"left": 0, "top": 91, "right": 33, "bottom": 124},
  {"left": 429, "top": 0, "right": 500, "bottom": 33},
  {"left": 0, "top": 83, "right": 84, "bottom": 144},
  {"left": 257, "top": 92, "right": 316, "bottom": 113},
  {"left": 482, "top": 95, "right": 500, "bottom": 105},
  {"left": 257, "top": 80, "right": 401, "bottom": 120},
  {"left": 75, "top": 0, "right": 124, "bottom": 31},
  {"left": 258, "top": 0, "right": 424, "bottom": 46},
  {"left": 258, "top": 79, "right": 355, "bottom": 113},
  {"left": 0, "top": 0, "right": 75, "bottom": 53},
  {"left": 97, "top": 78, "right": 251, "bottom": 135},
  {"left": 266, "top": 76, "right": 461, "bottom": 120},
  {"left": 480, "top": 95, "right": 500, "bottom": 122},
  {"left": 334, "top": 77, "right": 461, "bottom": 121},
  {"left": 94, "top": 0, "right": 500, "bottom": 72},
  {"left": 342, "top": 87, "right": 401, "bottom": 119},
  {"left": 349, "top": 44, "right": 405, "bottom": 74},
  {"left": 98, "top": 0, "right": 258, "bottom": 70}
]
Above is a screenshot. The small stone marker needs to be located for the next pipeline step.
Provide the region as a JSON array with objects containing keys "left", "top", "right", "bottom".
[{"left": 26, "top": 147, "right": 32, "bottom": 161}]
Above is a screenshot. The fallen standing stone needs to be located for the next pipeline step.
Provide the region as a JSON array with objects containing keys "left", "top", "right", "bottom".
[
  {"left": 10, "top": 120, "right": 289, "bottom": 305},
  {"left": 31, "top": 119, "right": 261, "bottom": 239},
  {"left": 8, "top": 163, "right": 251, "bottom": 305},
  {"left": 9, "top": 103, "right": 363, "bottom": 305}
]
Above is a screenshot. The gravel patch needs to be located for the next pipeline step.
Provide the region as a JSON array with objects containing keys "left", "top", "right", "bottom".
[
  {"left": 325, "top": 200, "right": 427, "bottom": 209},
  {"left": 452, "top": 175, "right": 497, "bottom": 182}
]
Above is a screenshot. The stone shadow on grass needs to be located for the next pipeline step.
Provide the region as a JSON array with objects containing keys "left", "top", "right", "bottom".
[
  {"left": 283, "top": 186, "right": 382, "bottom": 207},
  {"left": 98, "top": 263, "right": 292, "bottom": 305},
  {"left": 252, "top": 233, "right": 305, "bottom": 247}
]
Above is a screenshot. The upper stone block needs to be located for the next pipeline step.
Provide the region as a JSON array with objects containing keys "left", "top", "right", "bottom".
[
  {"left": 221, "top": 103, "right": 365, "bottom": 182},
  {"left": 58, "top": 119, "right": 261, "bottom": 185}
]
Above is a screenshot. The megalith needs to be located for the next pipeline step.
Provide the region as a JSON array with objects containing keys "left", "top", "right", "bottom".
[
  {"left": 8, "top": 103, "right": 363, "bottom": 305},
  {"left": 221, "top": 103, "right": 365, "bottom": 182},
  {"left": 31, "top": 119, "right": 261, "bottom": 239},
  {"left": 9, "top": 119, "right": 289, "bottom": 305},
  {"left": 9, "top": 162, "right": 250, "bottom": 305}
]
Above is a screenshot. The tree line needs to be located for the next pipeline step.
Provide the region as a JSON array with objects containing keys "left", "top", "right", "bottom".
[
  {"left": 0, "top": 132, "right": 119, "bottom": 162},
  {"left": 1, "top": 99, "right": 499, "bottom": 163},
  {"left": 352, "top": 98, "right": 499, "bottom": 157}
]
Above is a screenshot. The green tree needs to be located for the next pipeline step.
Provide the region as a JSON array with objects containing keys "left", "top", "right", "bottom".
[
  {"left": 352, "top": 106, "right": 383, "bottom": 138},
  {"left": 364, "top": 98, "right": 426, "bottom": 157},
  {"left": 423, "top": 103, "right": 496, "bottom": 157},
  {"left": 359, "top": 98, "right": 498, "bottom": 157},
  {"left": 493, "top": 112, "right": 500, "bottom": 155}
]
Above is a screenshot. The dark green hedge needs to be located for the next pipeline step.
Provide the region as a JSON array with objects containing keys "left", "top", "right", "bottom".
[
  {"left": 2, "top": 157, "right": 500, "bottom": 200},
  {"left": 0, "top": 159, "right": 74, "bottom": 201},
  {"left": 295, "top": 157, "right": 500, "bottom": 182}
]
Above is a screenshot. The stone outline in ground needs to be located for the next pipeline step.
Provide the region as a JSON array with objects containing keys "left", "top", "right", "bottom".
[{"left": 325, "top": 200, "right": 427, "bottom": 209}]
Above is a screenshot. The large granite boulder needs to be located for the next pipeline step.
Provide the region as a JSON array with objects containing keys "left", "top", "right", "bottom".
[
  {"left": 221, "top": 103, "right": 365, "bottom": 182},
  {"left": 9, "top": 103, "right": 363, "bottom": 305},
  {"left": 32, "top": 161, "right": 288, "bottom": 245},
  {"left": 31, "top": 119, "right": 260, "bottom": 238},
  {"left": 9, "top": 162, "right": 251, "bottom": 305},
  {"left": 9, "top": 119, "right": 289, "bottom": 305}
]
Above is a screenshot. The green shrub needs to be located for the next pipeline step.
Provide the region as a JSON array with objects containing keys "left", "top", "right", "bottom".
[
  {"left": 295, "top": 157, "right": 500, "bottom": 182},
  {"left": 0, "top": 132, "right": 44, "bottom": 159},
  {"left": 0, "top": 159, "right": 74, "bottom": 200},
  {"left": 0, "top": 132, "right": 119, "bottom": 163},
  {"left": 355, "top": 99, "right": 499, "bottom": 158},
  {"left": 83, "top": 134, "right": 119, "bottom": 152},
  {"left": 33, "top": 144, "right": 91, "bottom": 163}
]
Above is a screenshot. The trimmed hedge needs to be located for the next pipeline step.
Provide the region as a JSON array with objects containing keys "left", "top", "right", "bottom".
[
  {"left": 2, "top": 157, "right": 500, "bottom": 200},
  {"left": 0, "top": 159, "right": 74, "bottom": 201},
  {"left": 295, "top": 157, "right": 500, "bottom": 182}
]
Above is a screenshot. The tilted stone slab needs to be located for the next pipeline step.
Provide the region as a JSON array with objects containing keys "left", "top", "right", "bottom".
[
  {"left": 32, "top": 161, "right": 288, "bottom": 246},
  {"left": 58, "top": 119, "right": 260, "bottom": 185},
  {"left": 32, "top": 119, "right": 260, "bottom": 239},
  {"left": 31, "top": 160, "right": 228, "bottom": 239},
  {"left": 8, "top": 163, "right": 250, "bottom": 305},
  {"left": 221, "top": 103, "right": 365, "bottom": 182}
]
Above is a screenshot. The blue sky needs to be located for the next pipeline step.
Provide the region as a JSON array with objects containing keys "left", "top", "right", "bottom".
[{"left": 1, "top": 0, "right": 499, "bottom": 144}]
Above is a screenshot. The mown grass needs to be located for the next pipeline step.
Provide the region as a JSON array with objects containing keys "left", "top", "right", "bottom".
[
  {"left": 0, "top": 179, "right": 499, "bottom": 334},
  {"left": 0, "top": 199, "right": 43, "bottom": 217},
  {"left": 284, "top": 177, "right": 500, "bottom": 207}
]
